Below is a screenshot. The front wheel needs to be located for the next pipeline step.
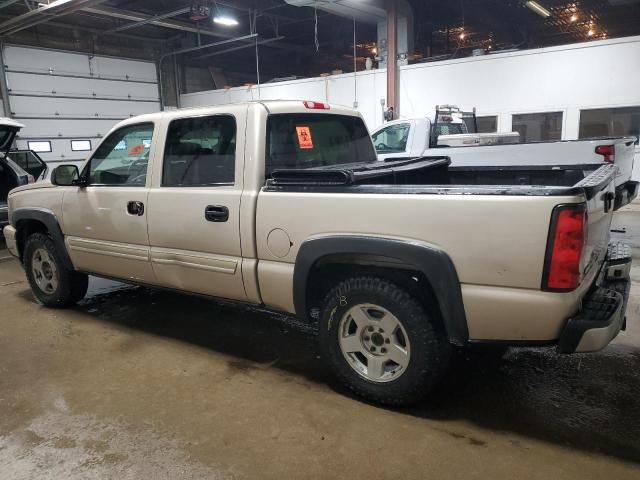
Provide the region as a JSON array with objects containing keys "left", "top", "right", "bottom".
[
  {"left": 318, "top": 276, "right": 451, "bottom": 406},
  {"left": 23, "top": 233, "right": 88, "bottom": 308}
]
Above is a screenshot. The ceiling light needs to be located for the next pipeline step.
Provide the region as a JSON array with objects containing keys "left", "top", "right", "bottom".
[
  {"left": 213, "top": 15, "right": 239, "bottom": 27},
  {"left": 525, "top": 1, "right": 551, "bottom": 18},
  {"left": 38, "top": 0, "right": 74, "bottom": 7}
]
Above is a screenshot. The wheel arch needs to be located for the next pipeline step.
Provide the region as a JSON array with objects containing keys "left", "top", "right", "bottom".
[
  {"left": 11, "top": 208, "right": 73, "bottom": 269},
  {"left": 293, "top": 235, "right": 469, "bottom": 345}
]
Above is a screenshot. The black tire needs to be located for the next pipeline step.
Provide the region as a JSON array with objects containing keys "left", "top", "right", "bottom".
[
  {"left": 318, "top": 276, "right": 451, "bottom": 406},
  {"left": 23, "top": 232, "right": 88, "bottom": 308}
]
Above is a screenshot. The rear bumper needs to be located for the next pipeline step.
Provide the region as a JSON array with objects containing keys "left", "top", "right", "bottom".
[
  {"left": 614, "top": 180, "right": 639, "bottom": 210},
  {"left": 558, "top": 243, "right": 631, "bottom": 353},
  {"left": 2, "top": 224, "right": 18, "bottom": 258}
]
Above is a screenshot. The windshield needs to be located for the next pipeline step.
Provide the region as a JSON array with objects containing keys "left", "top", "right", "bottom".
[
  {"left": 372, "top": 123, "right": 411, "bottom": 153},
  {"left": 266, "top": 113, "right": 376, "bottom": 175}
]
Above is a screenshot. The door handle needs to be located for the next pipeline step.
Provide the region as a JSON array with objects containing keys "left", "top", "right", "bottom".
[
  {"left": 127, "top": 201, "right": 145, "bottom": 216},
  {"left": 205, "top": 205, "right": 229, "bottom": 222}
]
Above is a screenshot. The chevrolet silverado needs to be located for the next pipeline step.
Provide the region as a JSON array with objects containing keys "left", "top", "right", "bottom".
[{"left": 3, "top": 100, "right": 634, "bottom": 405}]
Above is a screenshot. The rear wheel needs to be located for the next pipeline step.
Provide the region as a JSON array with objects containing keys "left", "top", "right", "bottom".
[
  {"left": 24, "top": 233, "right": 88, "bottom": 307},
  {"left": 319, "top": 276, "right": 451, "bottom": 406}
]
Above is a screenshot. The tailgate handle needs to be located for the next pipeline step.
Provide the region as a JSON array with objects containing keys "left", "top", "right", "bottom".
[
  {"left": 603, "top": 191, "right": 615, "bottom": 213},
  {"left": 205, "top": 205, "right": 229, "bottom": 222}
]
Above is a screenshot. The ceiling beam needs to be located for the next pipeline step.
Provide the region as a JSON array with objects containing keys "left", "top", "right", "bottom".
[
  {"left": 0, "top": 0, "right": 21, "bottom": 9},
  {"left": 192, "top": 36, "right": 284, "bottom": 60},
  {"left": 82, "top": 5, "right": 238, "bottom": 39},
  {"left": 103, "top": 6, "right": 190, "bottom": 35},
  {"left": 0, "top": 0, "right": 107, "bottom": 36}
]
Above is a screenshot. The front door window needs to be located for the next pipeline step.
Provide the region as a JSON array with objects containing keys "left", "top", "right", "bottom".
[{"left": 85, "top": 123, "right": 154, "bottom": 186}]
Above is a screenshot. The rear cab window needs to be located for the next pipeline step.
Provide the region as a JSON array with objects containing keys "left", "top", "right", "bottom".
[{"left": 266, "top": 113, "right": 376, "bottom": 177}]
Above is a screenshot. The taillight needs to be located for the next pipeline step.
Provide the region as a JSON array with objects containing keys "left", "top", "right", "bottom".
[
  {"left": 303, "top": 100, "right": 330, "bottom": 110},
  {"left": 595, "top": 144, "right": 615, "bottom": 163},
  {"left": 543, "top": 204, "right": 587, "bottom": 291}
]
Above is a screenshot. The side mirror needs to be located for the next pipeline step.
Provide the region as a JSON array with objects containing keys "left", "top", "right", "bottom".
[{"left": 51, "top": 165, "right": 83, "bottom": 186}]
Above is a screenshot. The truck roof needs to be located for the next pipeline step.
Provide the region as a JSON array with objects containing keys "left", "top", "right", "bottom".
[{"left": 116, "top": 100, "right": 362, "bottom": 128}]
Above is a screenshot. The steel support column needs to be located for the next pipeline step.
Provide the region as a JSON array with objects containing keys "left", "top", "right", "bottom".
[
  {"left": 385, "top": 0, "right": 397, "bottom": 120},
  {"left": 0, "top": 42, "right": 13, "bottom": 117}
]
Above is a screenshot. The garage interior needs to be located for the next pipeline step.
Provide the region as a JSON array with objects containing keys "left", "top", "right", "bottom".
[{"left": 1, "top": 0, "right": 640, "bottom": 478}]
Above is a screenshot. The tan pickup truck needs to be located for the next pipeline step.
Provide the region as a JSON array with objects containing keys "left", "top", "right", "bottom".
[{"left": 3, "top": 100, "right": 635, "bottom": 405}]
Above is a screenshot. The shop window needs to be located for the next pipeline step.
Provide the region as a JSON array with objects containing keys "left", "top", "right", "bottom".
[{"left": 512, "top": 112, "right": 563, "bottom": 142}]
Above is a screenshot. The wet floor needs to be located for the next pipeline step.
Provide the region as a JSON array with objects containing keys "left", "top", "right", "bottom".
[{"left": 1, "top": 206, "right": 640, "bottom": 479}]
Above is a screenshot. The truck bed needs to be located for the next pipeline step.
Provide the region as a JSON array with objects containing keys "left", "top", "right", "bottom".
[{"left": 267, "top": 157, "right": 610, "bottom": 198}]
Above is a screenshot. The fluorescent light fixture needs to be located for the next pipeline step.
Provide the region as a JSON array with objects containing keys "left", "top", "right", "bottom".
[
  {"left": 213, "top": 15, "right": 239, "bottom": 27},
  {"left": 525, "top": 1, "right": 551, "bottom": 18},
  {"left": 38, "top": 0, "right": 74, "bottom": 8}
]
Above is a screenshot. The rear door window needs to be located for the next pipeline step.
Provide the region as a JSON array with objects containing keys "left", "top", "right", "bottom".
[
  {"left": 266, "top": 113, "right": 376, "bottom": 176},
  {"left": 162, "top": 115, "right": 236, "bottom": 187}
]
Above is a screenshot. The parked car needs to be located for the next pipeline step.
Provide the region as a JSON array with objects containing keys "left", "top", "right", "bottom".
[
  {"left": 2, "top": 100, "right": 633, "bottom": 405},
  {"left": 0, "top": 118, "right": 46, "bottom": 231},
  {"left": 371, "top": 106, "right": 638, "bottom": 208}
]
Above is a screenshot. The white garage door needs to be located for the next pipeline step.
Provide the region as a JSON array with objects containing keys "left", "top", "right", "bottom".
[{"left": 3, "top": 45, "right": 160, "bottom": 168}]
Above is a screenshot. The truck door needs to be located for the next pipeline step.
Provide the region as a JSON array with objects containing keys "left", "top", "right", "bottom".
[
  {"left": 146, "top": 109, "right": 247, "bottom": 301},
  {"left": 62, "top": 122, "right": 156, "bottom": 283}
]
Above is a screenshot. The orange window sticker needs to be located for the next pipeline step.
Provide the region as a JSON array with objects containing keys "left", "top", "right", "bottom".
[
  {"left": 296, "top": 126, "right": 314, "bottom": 149},
  {"left": 128, "top": 144, "right": 145, "bottom": 156}
]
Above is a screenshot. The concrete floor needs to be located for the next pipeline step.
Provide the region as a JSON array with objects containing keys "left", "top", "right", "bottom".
[{"left": 1, "top": 207, "right": 640, "bottom": 479}]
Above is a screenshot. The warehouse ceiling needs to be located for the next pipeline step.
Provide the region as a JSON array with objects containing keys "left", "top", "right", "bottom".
[{"left": 1, "top": 0, "right": 639, "bottom": 87}]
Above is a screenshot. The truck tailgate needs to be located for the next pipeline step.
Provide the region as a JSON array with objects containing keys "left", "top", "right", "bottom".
[
  {"left": 573, "top": 165, "right": 617, "bottom": 285},
  {"left": 612, "top": 138, "right": 636, "bottom": 187}
]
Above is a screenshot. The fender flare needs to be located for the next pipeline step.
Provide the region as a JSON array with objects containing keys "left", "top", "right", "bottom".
[
  {"left": 293, "top": 235, "right": 468, "bottom": 345},
  {"left": 11, "top": 207, "right": 74, "bottom": 270}
]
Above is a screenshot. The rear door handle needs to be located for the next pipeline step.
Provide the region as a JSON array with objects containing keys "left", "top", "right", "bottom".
[
  {"left": 205, "top": 205, "right": 229, "bottom": 222},
  {"left": 127, "top": 201, "right": 144, "bottom": 216}
]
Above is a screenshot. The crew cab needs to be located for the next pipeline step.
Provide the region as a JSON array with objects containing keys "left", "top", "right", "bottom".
[
  {"left": 372, "top": 112, "right": 638, "bottom": 208},
  {"left": 3, "top": 100, "right": 634, "bottom": 405}
]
